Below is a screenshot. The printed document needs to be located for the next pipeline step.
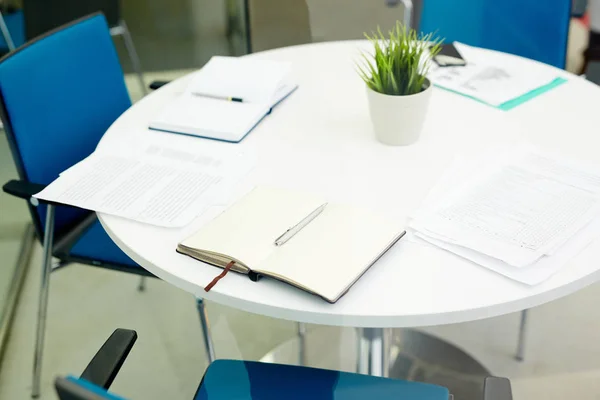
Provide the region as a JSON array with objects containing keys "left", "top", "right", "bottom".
[
  {"left": 411, "top": 147, "right": 600, "bottom": 268},
  {"left": 35, "top": 143, "right": 255, "bottom": 228},
  {"left": 428, "top": 43, "right": 559, "bottom": 106}
]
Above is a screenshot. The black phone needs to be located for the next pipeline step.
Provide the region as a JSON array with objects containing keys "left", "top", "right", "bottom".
[{"left": 433, "top": 44, "right": 467, "bottom": 67}]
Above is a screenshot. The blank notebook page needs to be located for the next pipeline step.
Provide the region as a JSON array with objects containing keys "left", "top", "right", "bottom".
[
  {"left": 152, "top": 95, "right": 270, "bottom": 138},
  {"left": 257, "top": 204, "right": 400, "bottom": 302},
  {"left": 179, "top": 187, "right": 325, "bottom": 268},
  {"left": 188, "top": 56, "right": 292, "bottom": 103}
]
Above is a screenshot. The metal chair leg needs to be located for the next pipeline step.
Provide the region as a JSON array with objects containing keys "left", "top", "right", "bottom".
[
  {"left": 297, "top": 322, "right": 307, "bottom": 366},
  {"left": 111, "top": 20, "right": 147, "bottom": 96},
  {"left": 225, "top": 0, "right": 240, "bottom": 39},
  {"left": 0, "top": 11, "right": 15, "bottom": 51},
  {"left": 515, "top": 309, "right": 528, "bottom": 362},
  {"left": 32, "top": 205, "right": 56, "bottom": 398},
  {"left": 137, "top": 276, "right": 146, "bottom": 292},
  {"left": 196, "top": 298, "right": 216, "bottom": 363},
  {"left": 0, "top": 224, "right": 35, "bottom": 365},
  {"left": 357, "top": 327, "right": 387, "bottom": 377},
  {"left": 399, "top": 0, "right": 413, "bottom": 30}
]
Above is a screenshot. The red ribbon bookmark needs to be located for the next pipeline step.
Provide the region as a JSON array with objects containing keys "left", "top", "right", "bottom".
[{"left": 204, "top": 261, "right": 236, "bottom": 292}]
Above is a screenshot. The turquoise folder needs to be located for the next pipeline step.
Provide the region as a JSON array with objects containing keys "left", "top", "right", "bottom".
[{"left": 435, "top": 77, "right": 567, "bottom": 111}]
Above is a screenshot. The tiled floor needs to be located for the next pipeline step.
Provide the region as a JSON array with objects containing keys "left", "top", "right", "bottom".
[{"left": 1, "top": 2, "right": 600, "bottom": 399}]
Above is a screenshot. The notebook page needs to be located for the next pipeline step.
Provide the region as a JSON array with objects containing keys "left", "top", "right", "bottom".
[
  {"left": 179, "top": 187, "right": 325, "bottom": 269},
  {"left": 256, "top": 204, "right": 401, "bottom": 302},
  {"left": 187, "top": 56, "right": 292, "bottom": 103},
  {"left": 150, "top": 94, "right": 270, "bottom": 142}
]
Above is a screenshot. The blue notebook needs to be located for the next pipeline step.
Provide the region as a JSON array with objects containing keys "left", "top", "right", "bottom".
[{"left": 150, "top": 56, "right": 297, "bottom": 143}]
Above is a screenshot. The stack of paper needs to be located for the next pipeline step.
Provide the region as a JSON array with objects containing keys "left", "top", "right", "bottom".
[
  {"left": 427, "top": 43, "right": 565, "bottom": 110},
  {"left": 35, "top": 141, "right": 255, "bottom": 228},
  {"left": 410, "top": 147, "right": 600, "bottom": 285},
  {"left": 149, "top": 56, "right": 298, "bottom": 143}
]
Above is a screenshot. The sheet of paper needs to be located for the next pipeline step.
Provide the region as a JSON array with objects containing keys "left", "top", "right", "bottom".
[
  {"left": 516, "top": 150, "right": 600, "bottom": 195},
  {"left": 427, "top": 43, "right": 559, "bottom": 106},
  {"left": 187, "top": 56, "right": 292, "bottom": 103},
  {"left": 412, "top": 216, "right": 600, "bottom": 285},
  {"left": 410, "top": 146, "right": 600, "bottom": 267},
  {"left": 409, "top": 147, "right": 600, "bottom": 284},
  {"left": 35, "top": 144, "right": 255, "bottom": 228}
]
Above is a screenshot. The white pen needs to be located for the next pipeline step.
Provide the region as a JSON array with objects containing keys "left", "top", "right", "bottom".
[{"left": 274, "top": 203, "right": 328, "bottom": 246}]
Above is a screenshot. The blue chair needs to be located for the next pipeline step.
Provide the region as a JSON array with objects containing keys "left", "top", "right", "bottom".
[
  {"left": 420, "top": 0, "right": 572, "bottom": 69},
  {"left": 0, "top": 13, "right": 214, "bottom": 398},
  {"left": 55, "top": 329, "right": 514, "bottom": 400},
  {"left": 22, "top": 0, "right": 146, "bottom": 95}
]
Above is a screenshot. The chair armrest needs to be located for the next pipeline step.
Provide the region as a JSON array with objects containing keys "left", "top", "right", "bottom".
[
  {"left": 572, "top": 0, "right": 587, "bottom": 17},
  {"left": 80, "top": 329, "right": 137, "bottom": 390},
  {"left": 3, "top": 179, "right": 46, "bottom": 200},
  {"left": 483, "top": 377, "right": 512, "bottom": 400},
  {"left": 149, "top": 80, "right": 171, "bottom": 90}
]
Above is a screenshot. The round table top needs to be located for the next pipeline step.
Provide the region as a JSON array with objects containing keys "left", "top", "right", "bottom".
[{"left": 99, "top": 40, "right": 600, "bottom": 328}]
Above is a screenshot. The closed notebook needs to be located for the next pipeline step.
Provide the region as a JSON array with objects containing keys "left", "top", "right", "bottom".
[
  {"left": 177, "top": 186, "right": 404, "bottom": 303},
  {"left": 149, "top": 56, "right": 297, "bottom": 143}
]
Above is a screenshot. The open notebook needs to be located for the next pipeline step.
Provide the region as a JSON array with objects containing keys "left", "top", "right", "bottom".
[
  {"left": 149, "top": 56, "right": 297, "bottom": 143},
  {"left": 177, "top": 187, "right": 404, "bottom": 303}
]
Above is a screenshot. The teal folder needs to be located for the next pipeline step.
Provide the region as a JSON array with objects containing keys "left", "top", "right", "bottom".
[{"left": 435, "top": 77, "right": 567, "bottom": 111}]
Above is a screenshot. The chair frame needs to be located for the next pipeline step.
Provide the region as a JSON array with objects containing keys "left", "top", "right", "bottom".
[
  {"left": 0, "top": 11, "right": 15, "bottom": 51},
  {"left": 55, "top": 328, "right": 513, "bottom": 400},
  {"left": 109, "top": 19, "right": 146, "bottom": 97},
  {"left": 0, "top": 15, "right": 213, "bottom": 398}
]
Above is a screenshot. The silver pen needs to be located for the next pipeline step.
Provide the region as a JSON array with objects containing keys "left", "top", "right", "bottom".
[{"left": 274, "top": 203, "right": 328, "bottom": 246}]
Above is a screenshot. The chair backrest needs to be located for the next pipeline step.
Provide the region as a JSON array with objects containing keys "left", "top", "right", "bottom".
[
  {"left": 0, "top": 13, "right": 131, "bottom": 239},
  {"left": 420, "top": 0, "right": 571, "bottom": 69},
  {"left": 23, "top": 0, "right": 121, "bottom": 40},
  {"left": 195, "top": 359, "right": 450, "bottom": 399},
  {"left": 55, "top": 376, "right": 127, "bottom": 400}
]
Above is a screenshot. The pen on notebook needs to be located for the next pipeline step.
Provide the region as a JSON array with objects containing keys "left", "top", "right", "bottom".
[
  {"left": 274, "top": 203, "right": 328, "bottom": 246},
  {"left": 192, "top": 92, "right": 244, "bottom": 102}
]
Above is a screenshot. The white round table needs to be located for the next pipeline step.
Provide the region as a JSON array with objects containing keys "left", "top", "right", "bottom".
[{"left": 99, "top": 41, "right": 600, "bottom": 382}]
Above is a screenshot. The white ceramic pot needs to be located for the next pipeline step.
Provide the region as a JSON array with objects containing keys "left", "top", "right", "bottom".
[{"left": 366, "top": 79, "right": 432, "bottom": 146}]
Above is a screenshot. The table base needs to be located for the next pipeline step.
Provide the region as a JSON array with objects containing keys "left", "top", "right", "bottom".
[{"left": 260, "top": 326, "right": 490, "bottom": 400}]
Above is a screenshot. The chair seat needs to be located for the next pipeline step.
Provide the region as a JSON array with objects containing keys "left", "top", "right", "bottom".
[
  {"left": 69, "top": 219, "right": 139, "bottom": 269},
  {"left": 195, "top": 360, "right": 449, "bottom": 400}
]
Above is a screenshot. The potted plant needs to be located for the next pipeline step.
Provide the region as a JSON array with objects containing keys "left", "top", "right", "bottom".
[{"left": 358, "top": 23, "right": 441, "bottom": 146}]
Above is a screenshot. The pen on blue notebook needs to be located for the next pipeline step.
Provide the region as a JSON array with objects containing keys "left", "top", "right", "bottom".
[
  {"left": 192, "top": 92, "right": 244, "bottom": 103},
  {"left": 274, "top": 203, "right": 328, "bottom": 246}
]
